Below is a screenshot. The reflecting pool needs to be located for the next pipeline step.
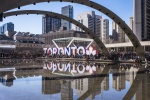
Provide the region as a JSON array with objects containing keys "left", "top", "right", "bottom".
[{"left": 0, "top": 59, "right": 149, "bottom": 100}]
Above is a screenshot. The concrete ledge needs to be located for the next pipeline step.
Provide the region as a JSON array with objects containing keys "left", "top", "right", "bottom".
[{"left": 37, "top": 57, "right": 150, "bottom": 64}]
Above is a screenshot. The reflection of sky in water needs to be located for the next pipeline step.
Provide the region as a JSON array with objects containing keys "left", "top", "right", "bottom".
[
  {"left": 0, "top": 74, "right": 131, "bottom": 100},
  {"left": 0, "top": 76, "right": 61, "bottom": 100},
  {"left": 0, "top": 60, "right": 147, "bottom": 100},
  {"left": 93, "top": 74, "right": 130, "bottom": 100}
]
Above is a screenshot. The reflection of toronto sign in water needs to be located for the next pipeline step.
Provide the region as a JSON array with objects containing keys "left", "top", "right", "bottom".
[
  {"left": 43, "top": 46, "right": 96, "bottom": 56},
  {"left": 44, "top": 62, "right": 96, "bottom": 74}
]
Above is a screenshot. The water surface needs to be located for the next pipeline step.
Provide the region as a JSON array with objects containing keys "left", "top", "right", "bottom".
[{"left": 0, "top": 59, "right": 149, "bottom": 100}]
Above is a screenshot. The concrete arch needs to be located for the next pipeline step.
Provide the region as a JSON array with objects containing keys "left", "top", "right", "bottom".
[
  {"left": 77, "top": 63, "right": 112, "bottom": 100},
  {"left": 3, "top": 10, "right": 110, "bottom": 57},
  {"left": 0, "top": 0, "right": 145, "bottom": 59},
  {"left": 123, "top": 66, "right": 147, "bottom": 100}
]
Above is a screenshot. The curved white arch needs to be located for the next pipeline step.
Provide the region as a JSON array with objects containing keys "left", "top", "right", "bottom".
[{"left": 3, "top": 10, "right": 110, "bottom": 57}]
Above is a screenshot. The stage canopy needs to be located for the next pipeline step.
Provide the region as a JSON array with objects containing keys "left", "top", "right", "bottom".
[{"left": 52, "top": 37, "right": 93, "bottom": 49}]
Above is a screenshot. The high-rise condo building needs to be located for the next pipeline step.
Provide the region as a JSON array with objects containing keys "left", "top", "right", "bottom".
[
  {"left": 134, "top": 0, "right": 150, "bottom": 41},
  {"left": 125, "top": 17, "right": 134, "bottom": 42},
  {"left": 74, "top": 11, "right": 109, "bottom": 44},
  {"left": 112, "top": 21, "right": 125, "bottom": 43},
  {"left": 130, "top": 17, "right": 134, "bottom": 31},
  {"left": 101, "top": 19, "right": 109, "bottom": 44},
  {"left": 61, "top": 5, "right": 73, "bottom": 30},
  {"left": 0, "top": 22, "right": 14, "bottom": 34},
  {"left": 95, "top": 15, "right": 102, "bottom": 37},
  {"left": 42, "top": 15, "right": 61, "bottom": 34},
  {"left": 75, "top": 11, "right": 95, "bottom": 33}
]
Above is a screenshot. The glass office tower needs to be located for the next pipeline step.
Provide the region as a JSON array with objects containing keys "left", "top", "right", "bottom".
[
  {"left": 42, "top": 15, "right": 61, "bottom": 34},
  {"left": 61, "top": 5, "right": 73, "bottom": 30},
  {"left": 0, "top": 22, "right": 14, "bottom": 34}
]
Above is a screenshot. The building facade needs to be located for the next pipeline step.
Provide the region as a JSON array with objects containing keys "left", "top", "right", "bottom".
[
  {"left": 124, "top": 17, "right": 134, "bottom": 42},
  {"left": 112, "top": 21, "right": 118, "bottom": 42},
  {"left": 61, "top": 5, "right": 73, "bottom": 30},
  {"left": 134, "top": 0, "right": 150, "bottom": 41},
  {"left": 42, "top": 15, "right": 61, "bottom": 34},
  {"left": 74, "top": 11, "right": 109, "bottom": 44},
  {"left": 43, "top": 30, "right": 90, "bottom": 47},
  {"left": 95, "top": 15, "right": 102, "bottom": 37},
  {"left": 0, "top": 22, "right": 14, "bottom": 34},
  {"left": 14, "top": 32, "right": 45, "bottom": 43},
  {"left": 130, "top": 17, "right": 134, "bottom": 31},
  {"left": 112, "top": 21, "right": 125, "bottom": 43},
  {"left": 101, "top": 19, "right": 109, "bottom": 44},
  {"left": 75, "top": 11, "right": 95, "bottom": 33},
  {"left": 118, "top": 26, "right": 125, "bottom": 43}
]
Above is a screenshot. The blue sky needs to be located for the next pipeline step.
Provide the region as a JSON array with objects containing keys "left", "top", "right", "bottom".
[{"left": 0, "top": 0, "right": 133, "bottom": 35}]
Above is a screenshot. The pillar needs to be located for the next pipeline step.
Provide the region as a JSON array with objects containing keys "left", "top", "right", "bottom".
[{"left": 0, "top": 13, "right": 3, "bottom": 21}]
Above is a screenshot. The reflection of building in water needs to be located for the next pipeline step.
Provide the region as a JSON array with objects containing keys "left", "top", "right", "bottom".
[
  {"left": 127, "top": 66, "right": 139, "bottom": 84},
  {"left": 112, "top": 69, "right": 125, "bottom": 91},
  {"left": 125, "top": 69, "right": 130, "bottom": 82},
  {"left": 134, "top": 73, "right": 150, "bottom": 100},
  {"left": 143, "top": 73, "right": 150, "bottom": 100},
  {"left": 61, "top": 80, "right": 73, "bottom": 100},
  {"left": 71, "top": 78, "right": 89, "bottom": 98},
  {"left": 15, "top": 69, "right": 43, "bottom": 78},
  {"left": 71, "top": 78, "right": 101, "bottom": 99},
  {"left": 124, "top": 65, "right": 150, "bottom": 100},
  {"left": 101, "top": 74, "right": 109, "bottom": 91},
  {"left": 42, "top": 77, "right": 61, "bottom": 94},
  {"left": 134, "top": 82, "right": 142, "bottom": 100},
  {"left": 125, "top": 65, "right": 140, "bottom": 100},
  {"left": 0, "top": 71, "right": 15, "bottom": 87},
  {"left": 88, "top": 78, "right": 101, "bottom": 99}
]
